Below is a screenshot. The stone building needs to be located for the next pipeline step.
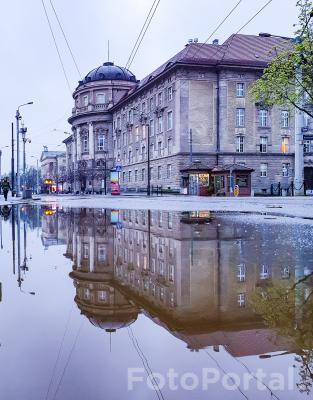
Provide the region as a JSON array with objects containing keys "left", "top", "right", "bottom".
[
  {"left": 66, "top": 33, "right": 313, "bottom": 194},
  {"left": 53, "top": 207, "right": 310, "bottom": 356},
  {"left": 40, "top": 147, "right": 67, "bottom": 193}
]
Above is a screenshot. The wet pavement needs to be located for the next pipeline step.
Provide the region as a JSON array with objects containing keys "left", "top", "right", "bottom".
[{"left": 0, "top": 204, "right": 312, "bottom": 399}]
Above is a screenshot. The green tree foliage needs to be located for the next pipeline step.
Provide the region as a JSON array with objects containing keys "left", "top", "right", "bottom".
[
  {"left": 250, "top": 274, "right": 313, "bottom": 394},
  {"left": 250, "top": 0, "right": 313, "bottom": 118}
]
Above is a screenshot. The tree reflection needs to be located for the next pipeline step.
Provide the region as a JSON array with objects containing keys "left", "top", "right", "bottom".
[{"left": 251, "top": 275, "right": 313, "bottom": 394}]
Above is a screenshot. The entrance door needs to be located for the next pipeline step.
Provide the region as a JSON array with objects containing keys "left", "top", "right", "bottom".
[{"left": 304, "top": 167, "right": 313, "bottom": 190}]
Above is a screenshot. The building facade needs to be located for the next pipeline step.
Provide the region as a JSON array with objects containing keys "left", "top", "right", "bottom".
[
  {"left": 65, "top": 33, "right": 313, "bottom": 194},
  {"left": 40, "top": 147, "right": 67, "bottom": 193}
]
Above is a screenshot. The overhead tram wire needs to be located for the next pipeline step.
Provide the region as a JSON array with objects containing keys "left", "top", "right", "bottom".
[
  {"left": 209, "top": 0, "right": 274, "bottom": 63},
  {"left": 126, "top": 0, "right": 161, "bottom": 70},
  {"left": 176, "top": 0, "right": 274, "bottom": 94},
  {"left": 49, "top": 0, "right": 82, "bottom": 79},
  {"left": 190, "top": 0, "right": 243, "bottom": 60},
  {"left": 41, "top": 0, "right": 73, "bottom": 95},
  {"left": 125, "top": 0, "right": 159, "bottom": 70}
]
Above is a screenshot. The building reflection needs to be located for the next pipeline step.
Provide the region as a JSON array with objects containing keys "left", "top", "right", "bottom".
[{"left": 39, "top": 207, "right": 313, "bottom": 359}]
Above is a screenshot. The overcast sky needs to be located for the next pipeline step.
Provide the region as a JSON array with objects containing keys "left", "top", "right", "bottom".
[{"left": 0, "top": 0, "right": 297, "bottom": 172}]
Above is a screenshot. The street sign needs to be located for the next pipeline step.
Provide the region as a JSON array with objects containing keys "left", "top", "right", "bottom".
[{"left": 115, "top": 165, "right": 122, "bottom": 172}]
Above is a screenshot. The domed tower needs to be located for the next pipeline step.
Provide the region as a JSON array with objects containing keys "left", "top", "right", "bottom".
[{"left": 66, "top": 62, "right": 137, "bottom": 193}]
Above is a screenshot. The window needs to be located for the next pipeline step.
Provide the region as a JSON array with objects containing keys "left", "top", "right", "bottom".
[
  {"left": 158, "top": 92, "right": 163, "bottom": 106},
  {"left": 158, "top": 141, "right": 162, "bottom": 156},
  {"left": 167, "top": 111, "right": 173, "bottom": 130},
  {"left": 259, "top": 109, "right": 268, "bottom": 127},
  {"left": 260, "top": 163, "right": 268, "bottom": 177},
  {"left": 128, "top": 150, "right": 132, "bottom": 163},
  {"left": 135, "top": 170, "right": 138, "bottom": 182},
  {"left": 122, "top": 172, "right": 126, "bottom": 182},
  {"left": 260, "top": 137, "right": 268, "bottom": 153},
  {"left": 83, "top": 243, "right": 89, "bottom": 259},
  {"left": 236, "top": 136, "right": 244, "bottom": 153},
  {"left": 128, "top": 171, "right": 132, "bottom": 182},
  {"left": 141, "top": 145, "right": 146, "bottom": 160},
  {"left": 158, "top": 116, "right": 163, "bottom": 133},
  {"left": 135, "top": 126, "right": 139, "bottom": 142},
  {"left": 260, "top": 265, "right": 270, "bottom": 280},
  {"left": 123, "top": 132, "right": 126, "bottom": 145},
  {"left": 282, "top": 163, "right": 290, "bottom": 177},
  {"left": 128, "top": 109, "right": 133, "bottom": 123},
  {"left": 304, "top": 140, "right": 313, "bottom": 153},
  {"left": 97, "top": 134, "right": 105, "bottom": 151},
  {"left": 167, "top": 86, "right": 173, "bottom": 101},
  {"left": 169, "top": 265, "right": 174, "bottom": 282},
  {"left": 238, "top": 293, "right": 246, "bottom": 308},
  {"left": 168, "top": 138, "right": 173, "bottom": 155},
  {"left": 281, "top": 110, "right": 290, "bottom": 128},
  {"left": 281, "top": 137, "right": 290, "bottom": 153},
  {"left": 98, "top": 290, "right": 108, "bottom": 303},
  {"left": 167, "top": 164, "right": 172, "bottom": 178},
  {"left": 83, "top": 95, "right": 88, "bottom": 106},
  {"left": 142, "top": 102, "right": 146, "bottom": 113},
  {"left": 82, "top": 134, "right": 89, "bottom": 152},
  {"left": 237, "top": 264, "right": 246, "bottom": 282},
  {"left": 149, "top": 119, "right": 154, "bottom": 136},
  {"left": 149, "top": 97, "right": 154, "bottom": 111},
  {"left": 141, "top": 168, "right": 145, "bottom": 181},
  {"left": 96, "top": 93, "right": 105, "bottom": 104},
  {"left": 236, "top": 83, "right": 245, "bottom": 97},
  {"left": 98, "top": 245, "right": 106, "bottom": 262},
  {"left": 142, "top": 125, "right": 146, "bottom": 139},
  {"left": 236, "top": 108, "right": 245, "bottom": 127},
  {"left": 158, "top": 166, "right": 162, "bottom": 179}
]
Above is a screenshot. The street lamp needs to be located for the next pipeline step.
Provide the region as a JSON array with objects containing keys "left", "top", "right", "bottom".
[
  {"left": 21, "top": 126, "right": 31, "bottom": 198},
  {"left": 0, "top": 146, "right": 9, "bottom": 195},
  {"left": 16, "top": 102, "right": 33, "bottom": 197}
]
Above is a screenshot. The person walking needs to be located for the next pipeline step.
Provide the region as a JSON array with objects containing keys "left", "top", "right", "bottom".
[{"left": 1, "top": 178, "right": 11, "bottom": 201}]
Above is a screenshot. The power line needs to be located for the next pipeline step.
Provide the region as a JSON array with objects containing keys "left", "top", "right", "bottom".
[
  {"left": 125, "top": 0, "right": 158, "bottom": 69},
  {"left": 190, "top": 0, "right": 243, "bottom": 59},
  {"left": 49, "top": 0, "right": 82, "bottom": 79},
  {"left": 126, "top": 0, "right": 161, "bottom": 70},
  {"left": 41, "top": 0, "right": 72, "bottom": 94},
  {"left": 211, "top": 0, "right": 274, "bottom": 63}
]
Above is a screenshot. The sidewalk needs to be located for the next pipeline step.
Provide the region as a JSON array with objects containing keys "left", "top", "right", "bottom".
[{"left": 6, "top": 193, "right": 310, "bottom": 220}]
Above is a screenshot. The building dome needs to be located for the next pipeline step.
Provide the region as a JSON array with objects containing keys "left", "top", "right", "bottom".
[{"left": 78, "top": 62, "right": 137, "bottom": 86}]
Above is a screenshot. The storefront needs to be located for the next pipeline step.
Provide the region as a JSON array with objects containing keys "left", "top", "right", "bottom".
[
  {"left": 210, "top": 164, "right": 254, "bottom": 197},
  {"left": 180, "top": 163, "right": 212, "bottom": 196}
]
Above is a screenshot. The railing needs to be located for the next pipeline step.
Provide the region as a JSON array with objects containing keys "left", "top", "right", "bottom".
[{"left": 72, "top": 103, "right": 109, "bottom": 115}]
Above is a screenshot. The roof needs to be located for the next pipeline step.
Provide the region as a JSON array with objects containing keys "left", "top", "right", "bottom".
[
  {"left": 211, "top": 163, "right": 254, "bottom": 173},
  {"left": 78, "top": 62, "right": 137, "bottom": 88},
  {"left": 40, "top": 151, "right": 66, "bottom": 162},
  {"left": 180, "top": 162, "right": 212, "bottom": 173},
  {"left": 114, "top": 33, "right": 292, "bottom": 106}
]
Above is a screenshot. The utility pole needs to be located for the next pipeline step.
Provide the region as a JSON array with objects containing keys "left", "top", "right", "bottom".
[
  {"left": 189, "top": 128, "right": 193, "bottom": 164},
  {"left": 16, "top": 102, "right": 33, "bottom": 197},
  {"left": 21, "top": 126, "right": 30, "bottom": 197},
  {"left": 11, "top": 123, "right": 15, "bottom": 195}
]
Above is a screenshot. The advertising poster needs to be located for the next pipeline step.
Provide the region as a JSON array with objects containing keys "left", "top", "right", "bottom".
[{"left": 110, "top": 170, "right": 120, "bottom": 195}]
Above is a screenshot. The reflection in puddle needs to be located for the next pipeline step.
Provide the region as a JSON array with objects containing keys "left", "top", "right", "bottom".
[{"left": 0, "top": 205, "right": 313, "bottom": 399}]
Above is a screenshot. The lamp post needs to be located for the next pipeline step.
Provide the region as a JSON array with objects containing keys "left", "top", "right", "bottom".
[
  {"left": 16, "top": 102, "right": 33, "bottom": 197},
  {"left": 21, "top": 126, "right": 31, "bottom": 197},
  {"left": 0, "top": 146, "right": 9, "bottom": 195},
  {"left": 146, "top": 122, "right": 151, "bottom": 196}
]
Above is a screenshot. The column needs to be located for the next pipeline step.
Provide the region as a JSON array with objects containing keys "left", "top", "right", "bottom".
[
  {"left": 89, "top": 122, "right": 94, "bottom": 159},
  {"left": 89, "top": 236, "right": 95, "bottom": 272},
  {"left": 76, "top": 126, "right": 81, "bottom": 161}
]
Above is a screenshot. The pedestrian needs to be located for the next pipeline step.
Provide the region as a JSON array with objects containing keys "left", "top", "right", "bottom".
[{"left": 1, "top": 177, "right": 11, "bottom": 201}]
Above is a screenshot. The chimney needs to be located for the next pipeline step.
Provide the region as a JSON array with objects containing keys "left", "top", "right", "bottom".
[{"left": 212, "top": 39, "right": 219, "bottom": 45}]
